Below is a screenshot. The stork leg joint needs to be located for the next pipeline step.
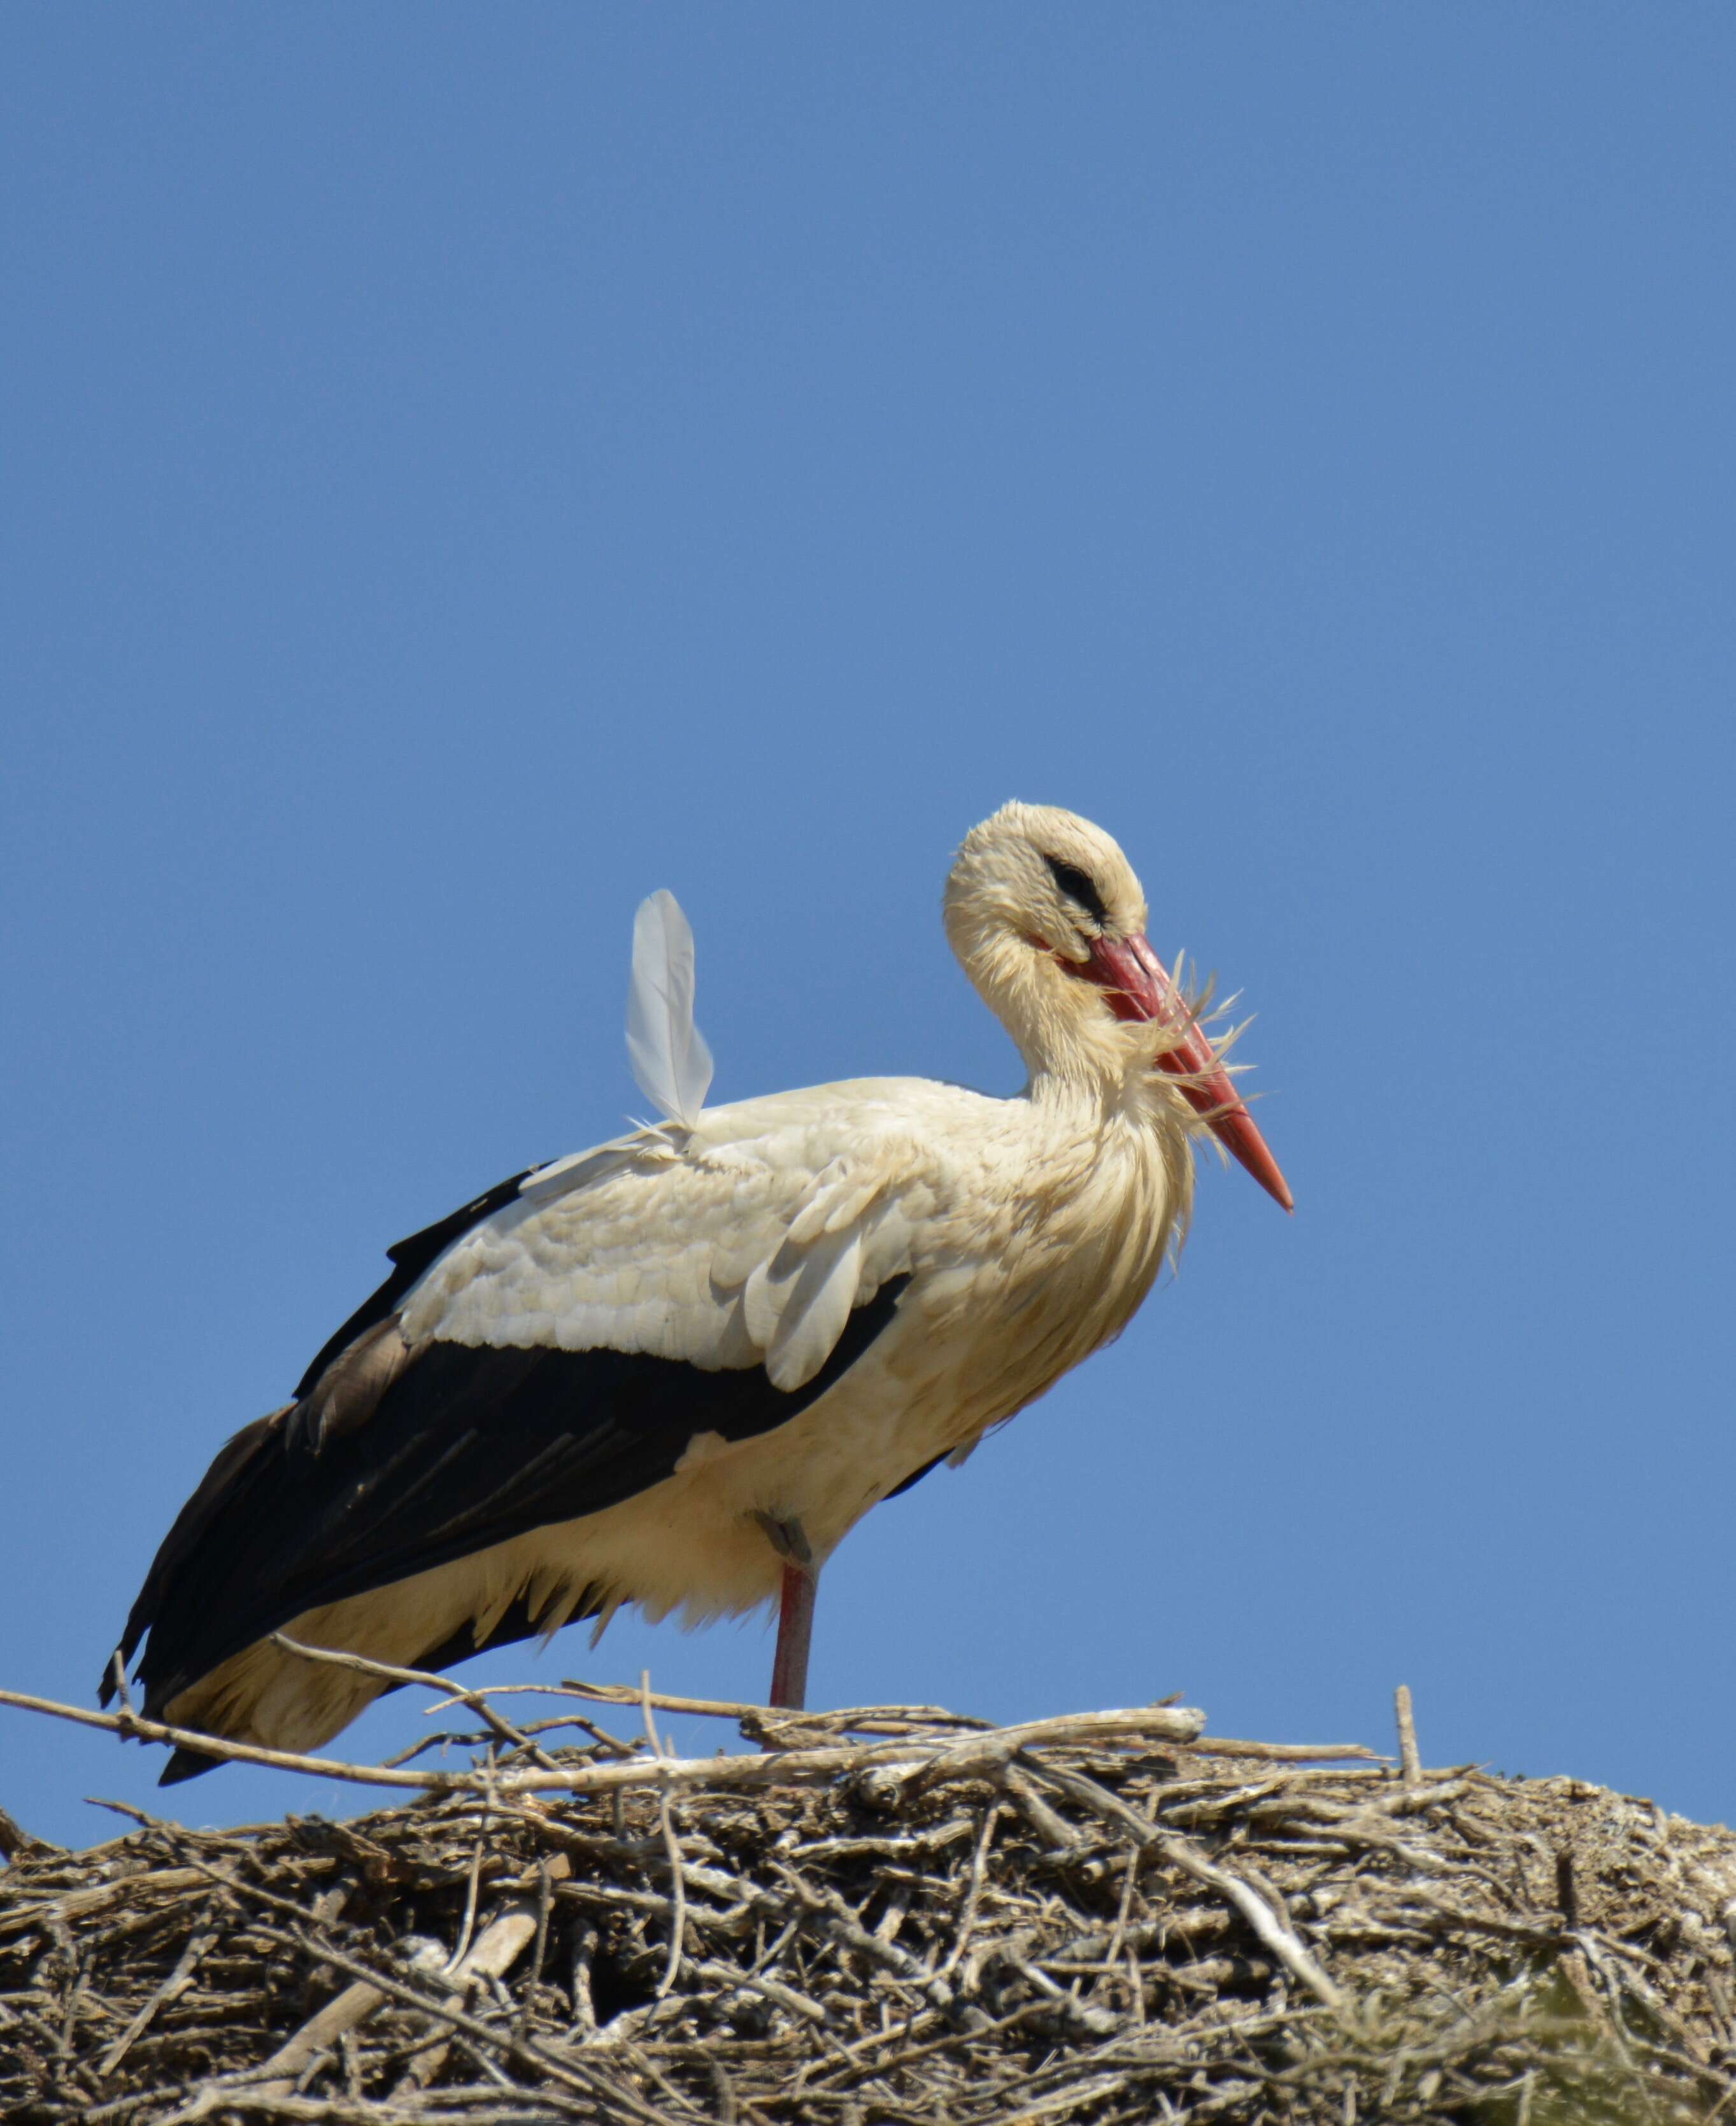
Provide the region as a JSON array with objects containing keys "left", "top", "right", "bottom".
[{"left": 751, "top": 1509, "right": 813, "bottom": 1571}]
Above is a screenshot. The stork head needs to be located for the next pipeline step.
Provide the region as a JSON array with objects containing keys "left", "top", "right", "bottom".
[{"left": 944, "top": 802, "right": 1293, "bottom": 1210}]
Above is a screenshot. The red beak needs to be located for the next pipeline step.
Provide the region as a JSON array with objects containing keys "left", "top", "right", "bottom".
[{"left": 1083, "top": 934, "right": 1294, "bottom": 1212}]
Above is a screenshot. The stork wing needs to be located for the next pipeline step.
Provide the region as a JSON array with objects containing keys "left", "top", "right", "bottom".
[{"left": 108, "top": 1114, "right": 924, "bottom": 1722}]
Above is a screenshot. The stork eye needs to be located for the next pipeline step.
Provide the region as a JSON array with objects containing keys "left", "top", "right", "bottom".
[{"left": 1042, "top": 855, "right": 1109, "bottom": 927}]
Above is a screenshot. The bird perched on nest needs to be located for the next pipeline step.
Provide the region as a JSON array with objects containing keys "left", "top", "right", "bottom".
[{"left": 104, "top": 803, "right": 1291, "bottom": 1780}]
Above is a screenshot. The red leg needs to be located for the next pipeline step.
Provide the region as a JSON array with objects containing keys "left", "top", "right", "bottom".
[{"left": 769, "top": 1560, "right": 816, "bottom": 1711}]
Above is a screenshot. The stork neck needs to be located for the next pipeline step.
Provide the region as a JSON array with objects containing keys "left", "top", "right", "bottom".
[
  {"left": 953, "top": 929, "right": 1169, "bottom": 1117},
  {"left": 1020, "top": 1041, "right": 1199, "bottom": 1311},
  {"left": 1025, "top": 1046, "right": 1183, "bottom": 1135}
]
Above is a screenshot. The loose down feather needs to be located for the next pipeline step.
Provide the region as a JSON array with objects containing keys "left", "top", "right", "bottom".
[{"left": 626, "top": 889, "right": 714, "bottom": 1128}]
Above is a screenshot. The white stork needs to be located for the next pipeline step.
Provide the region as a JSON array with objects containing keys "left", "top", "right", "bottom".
[{"left": 104, "top": 803, "right": 1290, "bottom": 1780}]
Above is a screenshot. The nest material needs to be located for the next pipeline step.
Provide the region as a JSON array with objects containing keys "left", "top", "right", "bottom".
[{"left": 3, "top": 1686, "right": 1736, "bottom": 2125}]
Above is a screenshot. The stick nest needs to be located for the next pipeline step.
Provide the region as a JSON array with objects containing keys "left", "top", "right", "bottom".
[{"left": 4, "top": 1689, "right": 1735, "bottom": 2124}]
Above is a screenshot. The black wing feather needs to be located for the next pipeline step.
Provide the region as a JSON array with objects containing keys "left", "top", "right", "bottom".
[
  {"left": 292, "top": 1168, "right": 541, "bottom": 1399},
  {"left": 885, "top": 1449, "right": 948, "bottom": 1500},
  {"left": 121, "top": 1277, "right": 909, "bottom": 1719}
]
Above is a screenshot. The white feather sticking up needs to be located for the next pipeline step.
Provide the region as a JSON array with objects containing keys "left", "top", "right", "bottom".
[{"left": 626, "top": 889, "right": 715, "bottom": 1129}]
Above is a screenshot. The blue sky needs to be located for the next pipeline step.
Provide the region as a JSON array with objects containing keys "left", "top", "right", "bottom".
[{"left": 3, "top": 9, "right": 1731, "bottom": 1850}]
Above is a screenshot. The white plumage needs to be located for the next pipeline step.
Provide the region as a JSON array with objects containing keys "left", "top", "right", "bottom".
[
  {"left": 106, "top": 803, "right": 1291, "bottom": 1776},
  {"left": 625, "top": 887, "right": 713, "bottom": 1129}
]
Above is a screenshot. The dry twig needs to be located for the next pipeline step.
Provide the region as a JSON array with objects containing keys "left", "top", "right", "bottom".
[{"left": 4, "top": 1672, "right": 1733, "bottom": 2124}]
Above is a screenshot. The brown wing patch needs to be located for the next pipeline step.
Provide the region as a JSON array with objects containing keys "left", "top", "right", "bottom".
[{"left": 285, "top": 1315, "right": 416, "bottom": 1454}]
